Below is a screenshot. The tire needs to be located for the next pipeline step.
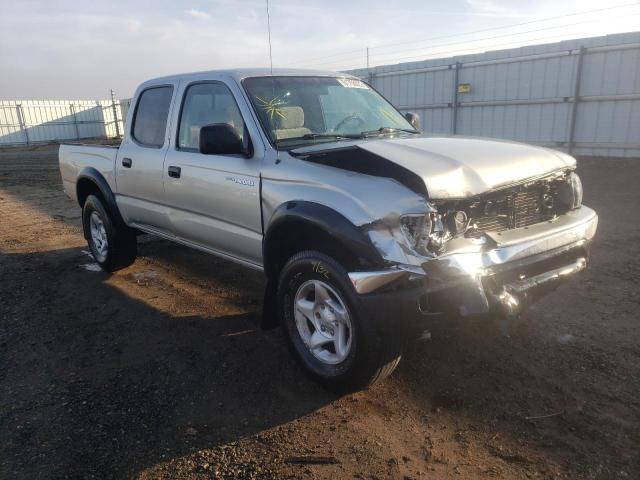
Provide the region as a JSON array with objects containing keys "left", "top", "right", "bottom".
[
  {"left": 277, "top": 250, "right": 402, "bottom": 393},
  {"left": 82, "top": 194, "right": 137, "bottom": 272}
]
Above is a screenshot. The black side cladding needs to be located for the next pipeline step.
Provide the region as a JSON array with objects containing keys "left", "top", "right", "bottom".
[{"left": 296, "top": 146, "right": 427, "bottom": 197}]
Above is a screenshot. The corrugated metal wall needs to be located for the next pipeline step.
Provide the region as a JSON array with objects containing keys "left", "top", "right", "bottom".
[
  {"left": 0, "top": 99, "right": 127, "bottom": 146},
  {"left": 349, "top": 31, "right": 640, "bottom": 157}
]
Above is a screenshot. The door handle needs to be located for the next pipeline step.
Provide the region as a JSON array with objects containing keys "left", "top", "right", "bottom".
[
  {"left": 122, "top": 157, "right": 132, "bottom": 168},
  {"left": 168, "top": 166, "right": 181, "bottom": 178}
]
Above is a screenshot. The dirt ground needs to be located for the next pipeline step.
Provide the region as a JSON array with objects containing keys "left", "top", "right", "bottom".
[{"left": 0, "top": 143, "right": 638, "bottom": 480}]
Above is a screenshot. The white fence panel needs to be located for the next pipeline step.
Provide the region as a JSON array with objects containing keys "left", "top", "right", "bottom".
[
  {"left": 0, "top": 99, "right": 126, "bottom": 146},
  {"left": 349, "top": 31, "right": 640, "bottom": 157}
]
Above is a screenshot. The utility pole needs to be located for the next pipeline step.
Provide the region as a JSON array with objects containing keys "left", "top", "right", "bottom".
[
  {"left": 266, "top": 0, "right": 273, "bottom": 74},
  {"left": 366, "top": 47, "right": 370, "bottom": 70}
]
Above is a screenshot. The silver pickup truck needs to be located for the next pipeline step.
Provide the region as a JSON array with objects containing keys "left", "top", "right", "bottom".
[{"left": 59, "top": 68, "right": 598, "bottom": 391}]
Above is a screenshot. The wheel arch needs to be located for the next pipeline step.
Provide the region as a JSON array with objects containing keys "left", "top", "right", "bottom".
[
  {"left": 262, "top": 201, "right": 385, "bottom": 282},
  {"left": 76, "top": 168, "right": 127, "bottom": 231}
]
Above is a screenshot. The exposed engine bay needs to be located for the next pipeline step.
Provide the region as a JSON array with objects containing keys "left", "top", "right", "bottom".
[
  {"left": 293, "top": 145, "right": 583, "bottom": 262},
  {"left": 431, "top": 169, "right": 584, "bottom": 246}
]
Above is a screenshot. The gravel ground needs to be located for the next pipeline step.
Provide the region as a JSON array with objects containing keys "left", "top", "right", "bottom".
[{"left": 0, "top": 143, "right": 638, "bottom": 479}]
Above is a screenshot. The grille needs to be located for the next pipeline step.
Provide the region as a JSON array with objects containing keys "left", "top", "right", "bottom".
[
  {"left": 514, "top": 188, "right": 548, "bottom": 227},
  {"left": 466, "top": 184, "right": 554, "bottom": 238}
]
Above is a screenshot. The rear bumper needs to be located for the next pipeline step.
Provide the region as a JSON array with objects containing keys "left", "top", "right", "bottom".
[{"left": 349, "top": 206, "right": 598, "bottom": 321}]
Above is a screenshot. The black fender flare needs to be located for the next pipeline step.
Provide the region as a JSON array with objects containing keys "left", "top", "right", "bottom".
[
  {"left": 76, "top": 167, "right": 127, "bottom": 231},
  {"left": 262, "top": 200, "right": 385, "bottom": 279}
]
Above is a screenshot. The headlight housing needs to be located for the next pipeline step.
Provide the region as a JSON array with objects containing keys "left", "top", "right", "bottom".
[
  {"left": 399, "top": 211, "right": 454, "bottom": 256},
  {"left": 400, "top": 214, "right": 432, "bottom": 256},
  {"left": 557, "top": 172, "right": 583, "bottom": 210}
]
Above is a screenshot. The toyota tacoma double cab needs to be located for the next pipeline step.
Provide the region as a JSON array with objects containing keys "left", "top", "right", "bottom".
[{"left": 59, "top": 68, "right": 598, "bottom": 391}]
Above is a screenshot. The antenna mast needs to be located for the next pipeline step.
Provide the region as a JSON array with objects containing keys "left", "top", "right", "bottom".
[{"left": 266, "top": 0, "right": 273, "bottom": 74}]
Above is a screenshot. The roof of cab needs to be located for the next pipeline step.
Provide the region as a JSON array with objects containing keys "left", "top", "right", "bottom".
[{"left": 140, "top": 68, "right": 359, "bottom": 88}]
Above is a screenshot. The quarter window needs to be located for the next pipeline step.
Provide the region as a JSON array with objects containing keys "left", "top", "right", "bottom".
[
  {"left": 178, "top": 83, "right": 245, "bottom": 151},
  {"left": 132, "top": 86, "right": 173, "bottom": 148}
]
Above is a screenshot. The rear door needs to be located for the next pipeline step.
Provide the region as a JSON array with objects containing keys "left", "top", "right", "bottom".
[
  {"left": 115, "top": 84, "right": 175, "bottom": 233},
  {"left": 163, "top": 79, "right": 263, "bottom": 267}
]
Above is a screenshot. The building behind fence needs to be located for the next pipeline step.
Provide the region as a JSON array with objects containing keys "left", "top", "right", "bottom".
[{"left": 349, "top": 31, "right": 640, "bottom": 157}]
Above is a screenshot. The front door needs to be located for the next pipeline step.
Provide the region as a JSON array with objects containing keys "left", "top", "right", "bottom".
[
  {"left": 115, "top": 84, "right": 175, "bottom": 233},
  {"left": 163, "top": 81, "right": 262, "bottom": 266}
]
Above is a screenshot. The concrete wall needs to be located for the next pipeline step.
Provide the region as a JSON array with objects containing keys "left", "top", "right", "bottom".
[{"left": 349, "top": 31, "right": 640, "bottom": 157}]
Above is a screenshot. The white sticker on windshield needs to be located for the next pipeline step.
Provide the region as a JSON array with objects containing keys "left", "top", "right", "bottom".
[{"left": 337, "top": 78, "right": 369, "bottom": 89}]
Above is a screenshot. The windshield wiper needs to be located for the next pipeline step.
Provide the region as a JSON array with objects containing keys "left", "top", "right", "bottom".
[
  {"left": 274, "top": 133, "right": 361, "bottom": 147},
  {"left": 301, "top": 133, "right": 362, "bottom": 140},
  {"left": 359, "top": 127, "right": 420, "bottom": 137},
  {"left": 274, "top": 129, "right": 417, "bottom": 147}
]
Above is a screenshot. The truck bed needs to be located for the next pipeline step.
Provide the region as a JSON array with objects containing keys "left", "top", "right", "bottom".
[{"left": 59, "top": 143, "right": 119, "bottom": 203}]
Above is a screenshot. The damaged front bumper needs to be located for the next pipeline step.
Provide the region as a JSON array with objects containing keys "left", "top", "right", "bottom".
[{"left": 348, "top": 206, "right": 598, "bottom": 319}]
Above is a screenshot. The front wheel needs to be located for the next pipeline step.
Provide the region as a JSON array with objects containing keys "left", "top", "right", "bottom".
[{"left": 277, "top": 251, "right": 402, "bottom": 392}]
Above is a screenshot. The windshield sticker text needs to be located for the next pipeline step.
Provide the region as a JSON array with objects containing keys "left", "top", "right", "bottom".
[{"left": 337, "top": 78, "right": 369, "bottom": 89}]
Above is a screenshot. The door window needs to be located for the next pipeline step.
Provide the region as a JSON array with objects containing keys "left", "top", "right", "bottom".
[
  {"left": 131, "top": 86, "right": 174, "bottom": 148},
  {"left": 178, "top": 82, "right": 245, "bottom": 151}
]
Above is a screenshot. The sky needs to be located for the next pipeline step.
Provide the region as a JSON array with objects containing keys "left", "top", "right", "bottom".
[{"left": 0, "top": 0, "right": 639, "bottom": 99}]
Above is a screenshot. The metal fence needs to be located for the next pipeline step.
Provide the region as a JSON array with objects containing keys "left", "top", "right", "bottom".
[
  {"left": 0, "top": 97, "right": 127, "bottom": 146},
  {"left": 349, "top": 31, "right": 640, "bottom": 157},
  {"left": 2, "top": 31, "right": 639, "bottom": 155}
]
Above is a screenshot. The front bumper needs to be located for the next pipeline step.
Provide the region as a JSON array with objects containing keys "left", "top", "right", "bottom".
[{"left": 349, "top": 206, "right": 598, "bottom": 319}]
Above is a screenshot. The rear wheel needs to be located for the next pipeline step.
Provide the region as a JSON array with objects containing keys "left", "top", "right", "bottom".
[
  {"left": 82, "top": 194, "right": 137, "bottom": 272},
  {"left": 278, "top": 250, "right": 403, "bottom": 392}
]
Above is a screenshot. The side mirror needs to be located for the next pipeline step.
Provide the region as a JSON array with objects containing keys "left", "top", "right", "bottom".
[
  {"left": 404, "top": 112, "right": 421, "bottom": 131},
  {"left": 199, "top": 123, "right": 251, "bottom": 156}
]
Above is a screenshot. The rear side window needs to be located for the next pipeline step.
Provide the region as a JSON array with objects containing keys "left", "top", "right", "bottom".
[{"left": 132, "top": 86, "right": 173, "bottom": 148}]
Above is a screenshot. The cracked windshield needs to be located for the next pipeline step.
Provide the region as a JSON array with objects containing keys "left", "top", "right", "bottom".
[{"left": 243, "top": 76, "right": 416, "bottom": 147}]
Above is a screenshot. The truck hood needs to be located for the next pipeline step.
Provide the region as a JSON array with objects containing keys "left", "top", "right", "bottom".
[{"left": 293, "top": 136, "right": 576, "bottom": 199}]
